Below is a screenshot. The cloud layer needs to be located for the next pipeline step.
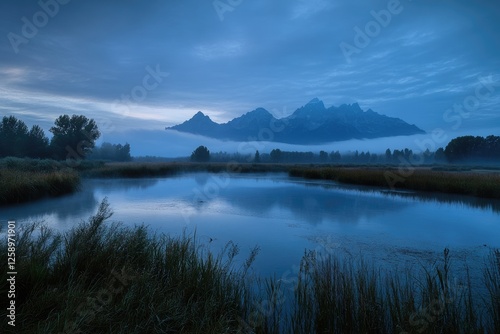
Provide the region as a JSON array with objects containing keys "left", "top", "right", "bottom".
[{"left": 1, "top": 0, "right": 499, "bottom": 155}]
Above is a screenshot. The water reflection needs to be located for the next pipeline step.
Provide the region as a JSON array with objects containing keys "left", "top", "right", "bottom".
[
  {"left": 208, "top": 184, "right": 408, "bottom": 224},
  {"left": 3, "top": 173, "right": 499, "bottom": 233},
  {"left": 288, "top": 177, "right": 500, "bottom": 214},
  {"left": 380, "top": 189, "right": 500, "bottom": 214},
  {"left": 2, "top": 178, "right": 159, "bottom": 225},
  {"left": 2, "top": 173, "right": 499, "bottom": 279}
]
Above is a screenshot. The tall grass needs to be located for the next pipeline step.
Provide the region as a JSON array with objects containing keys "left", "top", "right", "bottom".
[
  {"left": 0, "top": 157, "right": 103, "bottom": 172},
  {"left": 250, "top": 249, "right": 499, "bottom": 334},
  {"left": 1, "top": 200, "right": 498, "bottom": 333},
  {"left": 0, "top": 199, "right": 255, "bottom": 333},
  {"left": 84, "top": 162, "right": 289, "bottom": 178},
  {"left": 0, "top": 169, "right": 80, "bottom": 205},
  {"left": 289, "top": 167, "right": 500, "bottom": 199},
  {"left": 0, "top": 157, "right": 104, "bottom": 205}
]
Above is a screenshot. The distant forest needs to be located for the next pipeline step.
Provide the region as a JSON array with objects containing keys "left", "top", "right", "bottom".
[
  {"left": 0, "top": 115, "right": 131, "bottom": 161},
  {"left": 202, "top": 135, "right": 500, "bottom": 165}
]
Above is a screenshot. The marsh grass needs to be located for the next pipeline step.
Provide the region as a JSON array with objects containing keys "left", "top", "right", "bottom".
[
  {"left": 2, "top": 158, "right": 499, "bottom": 206},
  {"left": 0, "top": 169, "right": 80, "bottom": 205},
  {"left": 84, "top": 162, "right": 289, "bottom": 178},
  {"left": 251, "top": 249, "right": 499, "bottom": 334},
  {"left": 0, "top": 157, "right": 103, "bottom": 172},
  {"left": 289, "top": 167, "right": 500, "bottom": 199},
  {"left": 0, "top": 157, "right": 106, "bottom": 205},
  {"left": 0, "top": 201, "right": 499, "bottom": 333},
  {"left": 0, "top": 199, "right": 256, "bottom": 333}
]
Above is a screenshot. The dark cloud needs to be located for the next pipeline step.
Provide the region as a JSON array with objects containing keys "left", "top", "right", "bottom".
[{"left": 0, "top": 0, "right": 499, "bottom": 156}]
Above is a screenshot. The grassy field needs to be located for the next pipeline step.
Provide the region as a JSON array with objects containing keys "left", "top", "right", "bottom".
[
  {"left": 1, "top": 201, "right": 499, "bottom": 333},
  {"left": 83, "top": 161, "right": 289, "bottom": 178},
  {"left": 289, "top": 166, "right": 500, "bottom": 199},
  {"left": 0, "top": 169, "right": 80, "bottom": 205}
]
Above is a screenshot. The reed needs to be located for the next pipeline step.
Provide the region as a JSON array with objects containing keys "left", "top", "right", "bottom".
[
  {"left": 0, "top": 168, "right": 80, "bottom": 205},
  {"left": 289, "top": 167, "right": 500, "bottom": 199},
  {"left": 0, "top": 199, "right": 256, "bottom": 333},
  {"left": 84, "top": 162, "right": 289, "bottom": 178}
]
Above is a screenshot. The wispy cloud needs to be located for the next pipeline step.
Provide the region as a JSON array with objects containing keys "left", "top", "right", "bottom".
[
  {"left": 0, "top": 0, "right": 498, "bottom": 141},
  {"left": 291, "top": 0, "right": 334, "bottom": 19},
  {"left": 194, "top": 41, "right": 245, "bottom": 61}
]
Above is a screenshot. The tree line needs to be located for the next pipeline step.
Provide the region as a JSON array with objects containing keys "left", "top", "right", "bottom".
[
  {"left": 190, "top": 135, "right": 498, "bottom": 164},
  {"left": 444, "top": 135, "right": 500, "bottom": 162},
  {"left": 0, "top": 115, "right": 131, "bottom": 161}
]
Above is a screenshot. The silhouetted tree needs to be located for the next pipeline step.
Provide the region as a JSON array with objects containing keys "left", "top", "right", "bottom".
[
  {"left": 50, "top": 115, "right": 100, "bottom": 160},
  {"left": 330, "top": 150, "right": 341, "bottom": 163},
  {"left": 319, "top": 150, "right": 328, "bottom": 162},
  {"left": 0, "top": 116, "right": 30, "bottom": 157},
  {"left": 89, "top": 142, "right": 131, "bottom": 161},
  {"left": 27, "top": 125, "right": 49, "bottom": 158},
  {"left": 254, "top": 150, "right": 261, "bottom": 163},
  {"left": 403, "top": 148, "right": 413, "bottom": 162},
  {"left": 444, "top": 135, "right": 500, "bottom": 162},
  {"left": 270, "top": 149, "right": 282, "bottom": 162},
  {"left": 385, "top": 149, "right": 392, "bottom": 163},
  {"left": 191, "top": 146, "right": 210, "bottom": 162},
  {"left": 353, "top": 150, "right": 359, "bottom": 163},
  {"left": 423, "top": 149, "right": 432, "bottom": 163},
  {"left": 435, "top": 147, "right": 446, "bottom": 162}
]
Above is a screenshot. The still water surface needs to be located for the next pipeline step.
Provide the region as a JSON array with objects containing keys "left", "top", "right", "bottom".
[{"left": 3, "top": 173, "right": 499, "bottom": 277}]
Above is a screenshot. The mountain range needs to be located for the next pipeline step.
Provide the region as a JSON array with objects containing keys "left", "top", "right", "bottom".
[{"left": 166, "top": 98, "right": 425, "bottom": 144}]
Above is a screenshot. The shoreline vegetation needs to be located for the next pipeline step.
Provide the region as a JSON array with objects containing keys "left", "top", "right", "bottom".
[
  {"left": 1, "top": 157, "right": 500, "bottom": 205},
  {"left": 0, "top": 200, "right": 499, "bottom": 333}
]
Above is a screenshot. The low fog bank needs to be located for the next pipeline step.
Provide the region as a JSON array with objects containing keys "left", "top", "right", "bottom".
[{"left": 101, "top": 127, "right": 500, "bottom": 158}]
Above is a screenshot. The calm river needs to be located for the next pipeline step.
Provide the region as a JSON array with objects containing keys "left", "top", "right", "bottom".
[{"left": 2, "top": 173, "right": 499, "bottom": 278}]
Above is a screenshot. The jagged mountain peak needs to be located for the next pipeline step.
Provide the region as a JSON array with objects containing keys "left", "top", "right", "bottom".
[
  {"left": 336, "top": 103, "right": 363, "bottom": 113},
  {"left": 306, "top": 97, "right": 323, "bottom": 105},
  {"left": 291, "top": 98, "right": 326, "bottom": 119},
  {"left": 192, "top": 111, "right": 210, "bottom": 119},
  {"left": 243, "top": 107, "right": 272, "bottom": 118},
  {"left": 226, "top": 107, "right": 275, "bottom": 129},
  {"left": 166, "top": 99, "right": 425, "bottom": 144}
]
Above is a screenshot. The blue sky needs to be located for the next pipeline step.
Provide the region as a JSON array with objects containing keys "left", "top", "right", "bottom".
[{"left": 1, "top": 0, "right": 499, "bottom": 156}]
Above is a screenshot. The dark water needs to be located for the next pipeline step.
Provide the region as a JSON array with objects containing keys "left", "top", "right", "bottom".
[{"left": 2, "top": 173, "right": 499, "bottom": 278}]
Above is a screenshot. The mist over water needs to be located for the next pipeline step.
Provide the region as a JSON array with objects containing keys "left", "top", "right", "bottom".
[{"left": 102, "top": 127, "right": 500, "bottom": 157}]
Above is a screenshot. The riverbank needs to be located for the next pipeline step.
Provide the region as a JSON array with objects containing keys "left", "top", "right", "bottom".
[
  {"left": 0, "top": 169, "right": 80, "bottom": 205},
  {"left": 87, "top": 161, "right": 500, "bottom": 199},
  {"left": 289, "top": 166, "right": 500, "bottom": 199},
  {"left": 0, "top": 158, "right": 92, "bottom": 205},
  {"left": 1, "top": 158, "right": 500, "bottom": 206},
  {"left": 82, "top": 161, "right": 289, "bottom": 177},
  {"left": 0, "top": 200, "right": 499, "bottom": 333}
]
